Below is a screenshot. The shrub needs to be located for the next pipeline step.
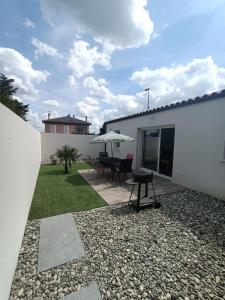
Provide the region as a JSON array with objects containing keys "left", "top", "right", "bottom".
[{"left": 55, "top": 145, "right": 81, "bottom": 173}]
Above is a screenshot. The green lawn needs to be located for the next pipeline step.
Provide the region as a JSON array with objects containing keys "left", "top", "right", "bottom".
[{"left": 29, "top": 162, "right": 106, "bottom": 220}]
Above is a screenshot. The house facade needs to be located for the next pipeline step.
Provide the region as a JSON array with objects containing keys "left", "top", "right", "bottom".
[
  {"left": 103, "top": 90, "right": 225, "bottom": 200},
  {"left": 42, "top": 114, "right": 91, "bottom": 134}
]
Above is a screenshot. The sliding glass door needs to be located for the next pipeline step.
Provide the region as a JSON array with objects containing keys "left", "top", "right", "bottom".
[
  {"left": 159, "top": 128, "right": 175, "bottom": 177},
  {"left": 143, "top": 129, "right": 160, "bottom": 171},
  {"left": 143, "top": 127, "right": 175, "bottom": 177}
]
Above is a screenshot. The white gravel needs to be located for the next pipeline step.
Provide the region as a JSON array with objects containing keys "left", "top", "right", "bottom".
[{"left": 10, "top": 190, "right": 225, "bottom": 299}]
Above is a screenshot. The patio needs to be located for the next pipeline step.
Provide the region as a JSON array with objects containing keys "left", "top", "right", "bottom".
[
  {"left": 10, "top": 190, "right": 225, "bottom": 299},
  {"left": 78, "top": 168, "right": 185, "bottom": 205}
]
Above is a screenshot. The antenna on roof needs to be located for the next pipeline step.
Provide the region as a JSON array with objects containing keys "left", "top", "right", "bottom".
[
  {"left": 144, "top": 88, "right": 150, "bottom": 110},
  {"left": 48, "top": 110, "right": 51, "bottom": 119}
]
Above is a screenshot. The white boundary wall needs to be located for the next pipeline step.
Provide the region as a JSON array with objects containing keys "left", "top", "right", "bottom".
[
  {"left": 0, "top": 104, "right": 41, "bottom": 300},
  {"left": 106, "top": 98, "right": 225, "bottom": 200},
  {"left": 41, "top": 133, "right": 104, "bottom": 164}
]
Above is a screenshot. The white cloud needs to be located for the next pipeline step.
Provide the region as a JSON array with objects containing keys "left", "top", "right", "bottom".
[
  {"left": 0, "top": 47, "right": 49, "bottom": 100},
  {"left": 74, "top": 76, "right": 144, "bottom": 132},
  {"left": 75, "top": 97, "right": 100, "bottom": 115},
  {"left": 23, "top": 18, "right": 35, "bottom": 28},
  {"left": 73, "top": 97, "right": 107, "bottom": 133},
  {"left": 131, "top": 56, "right": 225, "bottom": 107},
  {"left": 27, "top": 109, "right": 44, "bottom": 131},
  {"left": 68, "top": 74, "right": 77, "bottom": 89},
  {"left": 68, "top": 40, "right": 111, "bottom": 78},
  {"left": 151, "top": 23, "right": 168, "bottom": 40},
  {"left": 75, "top": 56, "right": 225, "bottom": 132},
  {"left": 43, "top": 99, "right": 60, "bottom": 107},
  {"left": 40, "top": 0, "right": 153, "bottom": 49},
  {"left": 42, "top": 110, "right": 59, "bottom": 120},
  {"left": 83, "top": 76, "right": 112, "bottom": 99},
  {"left": 82, "top": 76, "right": 141, "bottom": 112},
  {"left": 31, "top": 38, "right": 62, "bottom": 59}
]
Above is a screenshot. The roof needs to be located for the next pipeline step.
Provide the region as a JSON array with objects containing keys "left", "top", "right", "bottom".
[
  {"left": 42, "top": 115, "right": 91, "bottom": 125},
  {"left": 104, "top": 89, "right": 225, "bottom": 125}
]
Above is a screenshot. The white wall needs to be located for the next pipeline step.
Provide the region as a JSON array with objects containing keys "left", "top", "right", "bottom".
[
  {"left": 106, "top": 98, "right": 225, "bottom": 200},
  {"left": 41, "top": 133, "right": 104, "bottom": 164},
  {"left": 0, "top": 104, "right": 41, "bottom": 300}
]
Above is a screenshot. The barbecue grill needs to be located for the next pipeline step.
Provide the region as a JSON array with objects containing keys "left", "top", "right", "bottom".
[{"left": 128, "top": 169, "right": 160, "bottom": 212}]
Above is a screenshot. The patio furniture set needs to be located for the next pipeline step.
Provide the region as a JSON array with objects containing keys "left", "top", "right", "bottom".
[
  {"left": 87, "top": 151, "right": 160, "bottom": 212},
  {"left": 87, "top": 152, "right": 133, "bottom": 181},
  {"left": 88, "top": 130, "right": 161, "bottom": 212}
]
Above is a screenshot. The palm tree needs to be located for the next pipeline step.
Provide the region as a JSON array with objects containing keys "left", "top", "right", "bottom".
[{"left": 55, "top": 145, "right": 81, "bottom": 173}]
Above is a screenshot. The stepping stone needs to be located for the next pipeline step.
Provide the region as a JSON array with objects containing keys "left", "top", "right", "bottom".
[
  {"left": 38, "top": 213, "right": 85, "bottom": 272},
  {"left": 62, "top": 282, "right": 102, "bottom": 300}
]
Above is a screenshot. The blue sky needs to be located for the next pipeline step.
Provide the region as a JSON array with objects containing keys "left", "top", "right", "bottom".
[{"left": 1, "top": 0, "right": 225, "bottom": 132}]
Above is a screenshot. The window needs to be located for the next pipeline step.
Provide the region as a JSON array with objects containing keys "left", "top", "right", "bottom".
[
  {"left": 70, "top": 125, "right": 76, "bottom": 134},
  {"left": 76, "top": 126, "right": 83, "bottom": 134},
  {"left": 46, "top": 124, "right": 54, "bottom": 133}
]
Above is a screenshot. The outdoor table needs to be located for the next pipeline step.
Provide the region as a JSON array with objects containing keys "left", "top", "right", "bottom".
[
  {"left": 99, "top": 157, "right": 121, "bottom": 181},
  {"left": 99, "top": 157, "right": 121, "bottom": 168}
]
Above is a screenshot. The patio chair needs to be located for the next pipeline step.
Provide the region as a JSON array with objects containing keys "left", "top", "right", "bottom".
[
  {"left": 126, "top": 153, "right": 134, "bottom": 159},
  {"left": 86, "top": 155, "right": 106, "bottom": 174},
  {"left": 111, "top": 158, "right": 133, "bottom": 185},
  {"left": 99, "top": 152, "right": 108, "bottom": 159}
]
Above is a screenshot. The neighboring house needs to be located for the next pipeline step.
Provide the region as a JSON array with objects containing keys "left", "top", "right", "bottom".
[
  {"left": 42, "top": 114, "right": 91, "bottom": 134},
  {"left": 102, "top": 90, "right": 225, "bottom": 200}
]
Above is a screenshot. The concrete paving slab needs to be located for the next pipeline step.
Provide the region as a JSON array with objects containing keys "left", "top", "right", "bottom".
[
  {"left": 38, "top": 213, "right": 85, "bottom": 272},
  {"left": 78, "top": 169, "right": 185, "bottom": 205},
  {"left": 62, "top": 282, "right": 102, "bottom": 300}
]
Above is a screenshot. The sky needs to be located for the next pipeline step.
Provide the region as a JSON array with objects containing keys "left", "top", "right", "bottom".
[{"left": 1, "top": 0, "right": 225, "bottom": 133}]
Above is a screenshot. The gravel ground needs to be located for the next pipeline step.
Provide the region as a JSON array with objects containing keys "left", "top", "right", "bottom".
[{"left": 10, "top": 190, "right": 225, "bottom": 300}]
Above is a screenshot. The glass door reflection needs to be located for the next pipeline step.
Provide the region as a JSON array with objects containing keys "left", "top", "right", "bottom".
[{"left": 143, "top": 129, "right": 160, "bottom": 171}]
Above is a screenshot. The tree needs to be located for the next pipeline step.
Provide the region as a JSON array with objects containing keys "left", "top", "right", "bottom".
[
  {"left": 55, "top": 145, "right": 82, "bottom": 173},
  {"left": 0, "top": 73, "right": 29, "bottom": 121}
]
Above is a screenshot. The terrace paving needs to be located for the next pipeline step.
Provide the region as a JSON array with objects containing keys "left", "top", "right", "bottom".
[{"left": 78, "top": 169, "right": 185, "bottom": 205}]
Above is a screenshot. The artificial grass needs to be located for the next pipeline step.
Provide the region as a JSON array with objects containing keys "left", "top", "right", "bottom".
[{"left": 28, "top": 162, "right": 106, "bottom": 220}]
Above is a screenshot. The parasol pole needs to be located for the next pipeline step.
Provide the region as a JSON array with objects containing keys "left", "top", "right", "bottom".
[{"left": 111, "top": 142, "right": 113, "bottom": 158}]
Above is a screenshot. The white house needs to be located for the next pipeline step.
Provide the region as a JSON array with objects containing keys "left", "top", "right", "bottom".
[{"left": 103, "top": 90, "right": 225, "bottom": 200}]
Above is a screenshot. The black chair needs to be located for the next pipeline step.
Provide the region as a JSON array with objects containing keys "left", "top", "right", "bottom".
[
  {"left": 99, "top": 152, "right": 108, "bottom": 161},
  {"left": 111, "top": 159, "right": 133, "bottom": 184}
]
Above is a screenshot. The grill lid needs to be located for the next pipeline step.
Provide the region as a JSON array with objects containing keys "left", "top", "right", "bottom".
[{"left": 133, "top": 169, "right": 153, "bottom": 183}]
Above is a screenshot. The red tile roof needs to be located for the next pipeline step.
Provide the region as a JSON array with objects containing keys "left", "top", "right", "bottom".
[{"left": 42, "top": 115, "right": 91, "bottom": 125}]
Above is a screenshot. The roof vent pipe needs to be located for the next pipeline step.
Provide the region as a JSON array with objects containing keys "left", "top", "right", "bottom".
[{"left": 85, "top": 116, "right": 87, "bottom": 122}]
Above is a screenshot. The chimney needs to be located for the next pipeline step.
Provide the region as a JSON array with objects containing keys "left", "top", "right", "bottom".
[
  {"left": 48, "top": 111, "right": 51, "bottom": 119},
  {"left": 73, "top": 115, "right": 75, "bottom": 118},
  {"left": 85, "top": 116, "right": 87, "bottom": 122}
]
